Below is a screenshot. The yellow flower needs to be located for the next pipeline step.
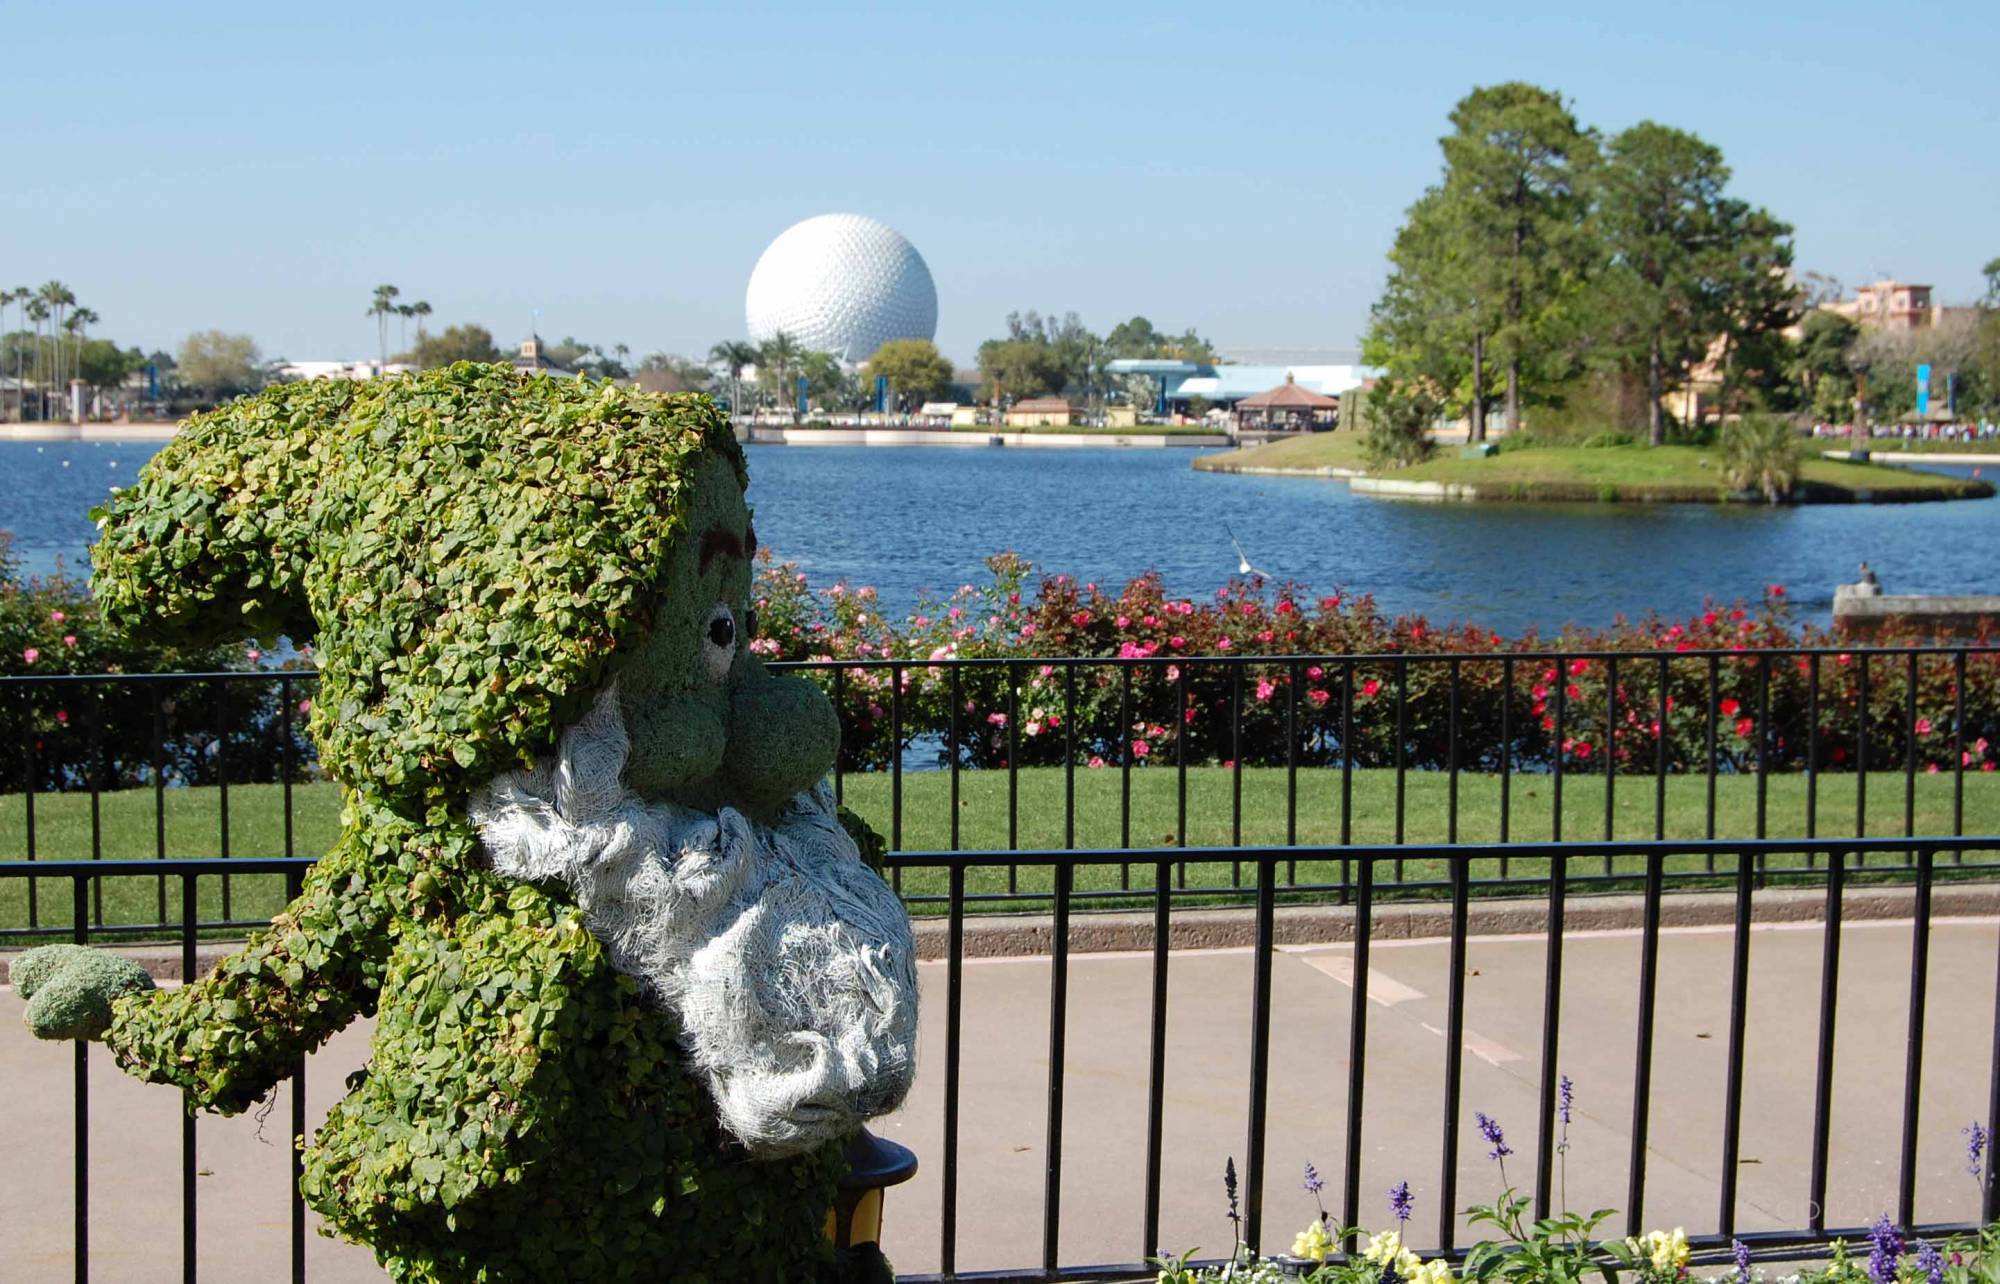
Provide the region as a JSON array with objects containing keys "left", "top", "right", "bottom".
[
  {"left": 1628, "top": 1228, "right": 1691, "bottom": 1275},
  {"left": 1410, "top": 1259, "right": 1456, "bottom": 1284},
  {"left": 1292, "top": 1220, "right": 1334, "bottom": 1263},
  {"left": 1362, "top": 1230, "right": 1405, "bottom": 1266}
]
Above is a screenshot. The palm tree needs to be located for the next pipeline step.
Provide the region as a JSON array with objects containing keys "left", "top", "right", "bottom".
[
  {"left": 756, "top": 333, "right": 804, "bottom": 418},
  {"left": 38, "top": 281, "right": 74, "bottom": 393},
  {"left": 707, "top": 340, "right": 760, "bottom": 415},
  {"left": 24, "top": 296, "right": 49, "bottom": 419},
  {"left": 410, "top": 300, "right": 432, "bottom": 352},
  {"left": 395, "top": 304, "right": 416, "bottom": 359},
  {"left": 0, "top": 287, "right": 22, "bottom": 419},
  {"left": 368, "top": 284, "right": 400, "bottom": 367}
]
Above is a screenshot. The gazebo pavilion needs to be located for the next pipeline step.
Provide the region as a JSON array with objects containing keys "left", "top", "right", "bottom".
[{"left": 1234, "top": 373, "right": 1340, "bottom": 432}]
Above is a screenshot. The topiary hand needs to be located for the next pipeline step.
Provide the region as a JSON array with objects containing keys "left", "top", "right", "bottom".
[{"left": 12, "top": 944, "right": 155, "bottom": 1040}]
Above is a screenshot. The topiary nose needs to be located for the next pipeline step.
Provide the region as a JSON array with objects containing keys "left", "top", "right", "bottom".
[{"left": 721, "top": 668, "right": 839, "bottom": 819}]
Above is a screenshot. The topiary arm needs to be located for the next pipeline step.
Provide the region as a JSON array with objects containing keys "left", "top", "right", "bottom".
[
  {"left": 103, "top": 823, "right": 409, "bottom": 1116},
  {"left": 837, "top": 804, "right": 888, "bottom": 876}
]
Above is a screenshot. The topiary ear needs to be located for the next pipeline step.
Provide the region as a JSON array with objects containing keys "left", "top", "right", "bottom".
[{"left": 92, "top": 379, "right": 360, "bottom": 647}]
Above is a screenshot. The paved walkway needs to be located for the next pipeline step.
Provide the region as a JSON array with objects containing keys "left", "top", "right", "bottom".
[{"left": 6, "top": 913, "right": 1996, "bottom": 1281}]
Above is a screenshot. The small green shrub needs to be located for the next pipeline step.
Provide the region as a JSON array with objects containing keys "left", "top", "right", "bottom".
[
  {"left": 1718, "top": 414, "right": 1802, "bottom": 503},
  {"left": 1581, "top": 430, "right": 1637, "bottom": 449},
  {"left": 1361, "top": 379, "right": 1438, "bottom": 469}
]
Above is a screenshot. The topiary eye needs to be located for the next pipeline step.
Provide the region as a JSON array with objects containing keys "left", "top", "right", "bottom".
[{"left": 700, "top": 603, "right": 737, "bottom": 681}]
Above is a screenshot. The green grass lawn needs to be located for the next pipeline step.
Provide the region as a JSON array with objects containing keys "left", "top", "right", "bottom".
[
  {"left": 1388, "top": 445, "right": 1989, "bottom": 502},
  {"left": 1843, "top": 439, "right": 2000, "bottom": 456},
  {"left": 1192, "top": 432, "right": 1371, "bottom": 473},
  {"left": 3, "top": 767, "right": 1993, "bottom": 934},
  {"left": 1198, "top": 438, "right": 1991, "bottom": 502}
]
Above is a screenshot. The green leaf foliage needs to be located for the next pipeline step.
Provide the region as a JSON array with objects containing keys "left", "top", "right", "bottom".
[{"left": 83, "top": 366, "right": 850, "bottom": 1280}]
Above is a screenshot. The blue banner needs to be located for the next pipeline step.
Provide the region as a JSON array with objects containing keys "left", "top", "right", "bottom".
[
  {"left": 796, "top": 374, "right": 808, "bottom": 417},
  {"left": 1916, "top": 363, "right": 1931, "bottom": 418},
  {"left": 875, "top": 374, "right": 888, "bottom": 413}
]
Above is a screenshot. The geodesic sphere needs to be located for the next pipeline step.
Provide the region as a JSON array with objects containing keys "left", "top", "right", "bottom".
[{"left": 744, "top": 214, "right": 938, "bottom": 364}]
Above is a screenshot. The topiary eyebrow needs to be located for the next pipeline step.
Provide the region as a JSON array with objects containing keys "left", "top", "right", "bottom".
[{"left": 698, "top": 522, "right": 756, "bottom": 575}]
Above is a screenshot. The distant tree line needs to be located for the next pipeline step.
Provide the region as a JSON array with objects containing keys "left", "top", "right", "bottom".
[{"left": 1363, "top": 83, "right": 2000, "bottom": 445}]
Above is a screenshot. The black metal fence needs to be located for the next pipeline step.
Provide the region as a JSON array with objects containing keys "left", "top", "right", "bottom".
[
  {"left": 7, "top": 836, "right": 2000, "bottom": 1282},
  {"left": 6, "top": 644, "right": 2000, "bottom": 940},
  {"left": 6, "top": 648, "right": 2000, "bottom": 1280}
]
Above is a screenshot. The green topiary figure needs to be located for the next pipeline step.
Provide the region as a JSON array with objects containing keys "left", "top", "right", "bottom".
[{"left": 15, "top": 365, "right": 918, "bottom": 1282}]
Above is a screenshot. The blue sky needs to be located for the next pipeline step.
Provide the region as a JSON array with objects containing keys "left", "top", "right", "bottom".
[{"left": 7, "top": 1, "right": 1996, "bottom": 367}]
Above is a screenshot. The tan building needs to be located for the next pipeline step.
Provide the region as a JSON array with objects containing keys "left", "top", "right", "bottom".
[
  {"left": 1821, "top": 279, "right": 1972, "bottom": 332},
  {"left": 1005, "top": 396, "right": 1073, "bottom": 428}
]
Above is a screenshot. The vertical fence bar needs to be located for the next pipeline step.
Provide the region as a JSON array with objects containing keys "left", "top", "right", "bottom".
[
  {"left": 1244, "top": 854, "right": 1276, "bottom": 1250},
  {"left": 1231, "top": 664, "right": 1244, "bottom": 884},
  {"left": 1008, "top": 662, "right": 1019, "bottom": 894},
  {"left": 1533, "top": 851, "right": 1566, "bottom": 1221},
  {"left": 1953, "top": 650, "right": 1967, "bottom": 851},
  {"left": 1757, "top": 656, "right": 1772, "bottom": 862},
  {"left": 890, "top": 663, "right": 903, "bottom": 894},
  {"left": 154, "top": 685, "right": 168, "bottom": 925},
  {"left": 1142, "top": 857, "right": 1172, "bottom": 1259},
  {"left": 1437, "top": 851, "right": 1470, "bottom": 1251},
  {"left": 1898, "top": 845, "right": 1934, "bottom": 1228},
  {"left": 1340, "top": 661, "right": 1355, "bottom": 897},
  {"left": 1447, "top": 659, "right": 1461, "bottom": 846},
  {"left": 1393, "top": 658, "right": 1408, "bottom": 878},
  {"left": 949, "top": 667, "right": 962, "bottom": 855},
  {"left": 1500, "top": 657, "right": 1513, "bottom": 853},
  {"left": 832, "top": 666, "right": 845, "bottom": 806},
  {"left": 1808, "top": 847, "right": 1847, "bottom": 1233},
  {"left": 1625, "top": 849, "right": 1664, "bottom": 1233},
  {"left": 288, "top": 863, "right": 307, "bottom": 1284},
  {"left": 1703, "top": 656, "right": 1720, "bottom": 862},
  {"left": 1603, "top": 656, "right": 1617, "bottom": 864},
  {"left": 1340, "top": 855, "right": 1372, "bottom": 1251},
  {"left": 1120, "top": 665, "right": 1133, "bottom": 872},
  {"left": 1552, "top": 666, "right": 1567, "bottom": 844},
  {"left": 1042, "top": 861, "right": 1072, "bottom": 1274},
  {"left": 1063, "top": 664, "right": 1076, "bottom": 857},
  {"left": 1717, "top": 848, "right": 1754, "bottom": 1235},
  {"left": 1858, "top": 658, "right": 1871, "bottom": 846},
  {"left": 1654, "top": 656, "right": 1668, "bottom": 842},
  {"left": 24, "top": 684, "right": 39, "bottom": 928},
  {"left": 182, "top": 872, "right": 198, "bottom": 1283},
  {"left": 1987, "top": 898, "right": 2000, "bottom": 1223},
  {"left": 89, "top": 688, "right": 103, "bottom": 925},
  {"left": 1905, "top": 651, "right": 1920, "bottom": 848},
  {"left": 1285, "top": 660, "right": 1299, "bottom": 881},
  {"left": 1176, "top": 666, "right": 1188, "bottom": 889},
  {"left": 216, "top": 678, "right": 231, "bottom": 920},
  {"left": 1808, "top": 654, "right": 1822, "bottom": 851},
  {"left": 941, "top": 864, "right": 964, "bottom": 1276},
  {"left": 70, "top": 875, "right": 90, "bottom": 1284},
  {"left": 282, "top": 677, "right": 296, "bottom": 862}
]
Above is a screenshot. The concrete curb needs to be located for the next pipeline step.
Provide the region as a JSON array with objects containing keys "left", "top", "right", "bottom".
[{"left": 11, "top": 884, "right": 1990, "bottom": 980}]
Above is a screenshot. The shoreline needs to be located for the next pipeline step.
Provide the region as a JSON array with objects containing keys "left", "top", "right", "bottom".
[{"left": 1, "top": 423, "right": 1236, "bottom": 450}]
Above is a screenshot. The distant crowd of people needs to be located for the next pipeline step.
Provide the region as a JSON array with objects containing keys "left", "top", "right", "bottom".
[{"left": 1809, "top": 421, "right": 2000, "bottom": 442}]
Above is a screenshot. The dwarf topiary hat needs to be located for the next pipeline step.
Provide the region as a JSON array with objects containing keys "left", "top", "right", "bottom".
[{"left": 92, "top": 364, "right": 742, "bottom": 810}]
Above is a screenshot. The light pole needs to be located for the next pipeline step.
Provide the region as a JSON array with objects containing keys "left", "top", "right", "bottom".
[{"left": 1846, "top": 354, "right": 1872, "bottom": 457}]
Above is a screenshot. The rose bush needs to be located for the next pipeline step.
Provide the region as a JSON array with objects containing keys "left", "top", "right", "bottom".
[{"left": 750, "top": 552, "right": 2000, "bottom": 779}]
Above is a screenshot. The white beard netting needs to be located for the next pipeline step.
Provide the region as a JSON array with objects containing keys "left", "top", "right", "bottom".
[{"left": 468, "top": 686, "right": 919, "bottom": 1158}]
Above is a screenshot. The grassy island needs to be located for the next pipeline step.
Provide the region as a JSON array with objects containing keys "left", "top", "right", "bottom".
[{"left": 1196, "top": 435, "right": 1995, "bottom": 504}]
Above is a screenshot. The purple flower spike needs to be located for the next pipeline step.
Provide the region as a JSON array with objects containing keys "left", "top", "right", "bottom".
[
  {"left": 1915, "top": 1240, "right": 1944, "bottom": 1284},
  {"left": 1967, "top": 1121, "right": 1990, "bottom": 1180},
  {"left": 1558, "top": 1075, "right": 1574, "bottom": 1126},
  {"left": 1732, "top": 1238, "right": 1752, "bottom": 1284},
  {"left": 1389, "top": 1181, "right": 1414, "bottom": 1226},
  {"left": 1303, "top": 1162, "right": 1324, "bottom": 1196},
  {"left": 1475, "top": 1111, "right": 1512, "bottom": 1161},
  {"left": 1867, "top": 1213, "right": 1902, "bottom": 1284}
]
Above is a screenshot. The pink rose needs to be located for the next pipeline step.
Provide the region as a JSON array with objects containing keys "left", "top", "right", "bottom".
[{"left": 22, "top": 647, "right": 39, "bottom": 664}]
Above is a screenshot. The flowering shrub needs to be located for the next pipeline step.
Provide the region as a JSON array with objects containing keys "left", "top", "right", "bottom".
[
  {"left": 1153, "top": 1090, "right": 2000, "bottom": 1284},
  {"left": 0, "top": 534, "right": 288, "bottom": 790},
  {"left": 750, "top": 551, "right": 2000, "bottom": 777}
]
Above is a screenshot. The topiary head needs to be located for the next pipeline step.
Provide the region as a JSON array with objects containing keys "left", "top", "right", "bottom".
[{"left": 90, "top": 364, "right": 836, "bottom": 820}]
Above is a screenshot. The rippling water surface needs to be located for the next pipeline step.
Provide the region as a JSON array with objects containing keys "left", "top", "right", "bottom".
[{"left": 4, "top": 440, "right": 1996, "bottom": 637}]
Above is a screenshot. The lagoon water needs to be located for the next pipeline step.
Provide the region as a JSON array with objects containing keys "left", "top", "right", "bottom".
[{"left": 3, "top": 439, "right": 1996, "bottom": 637}]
